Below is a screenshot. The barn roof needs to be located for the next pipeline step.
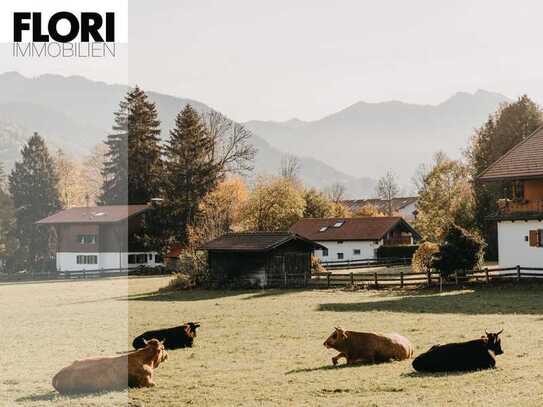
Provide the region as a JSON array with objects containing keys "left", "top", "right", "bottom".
[
  {"left": 36, "top": 205, "right": 149, "bottom": 224},
  {"left": 201, "top": 232, "right": 325, "bottom": 252},
  {"left": 478, "top": 126, "right": 543, "bottom": 181},
  {"left": 289, "top": 217, "right": 421, "bottom": 242},
  {"left": 341, "top": 197, "right": 417, "bottom": 213}
]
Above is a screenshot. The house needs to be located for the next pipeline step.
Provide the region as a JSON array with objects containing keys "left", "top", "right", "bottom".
[
  {"left": 478, "top": 126, "right": 543, "bottom": 268},
  {"left": 341, "top": 197, "right": 418, "bottom": 221},
  {"left": 289, "top": 217, "right": 421, "bottom": 262},
  {"left": 201, "top": 232, "right": 325, "bottom": 287},
  {"left": 36, "top": 205, "right": 163, "bottom": 271}
]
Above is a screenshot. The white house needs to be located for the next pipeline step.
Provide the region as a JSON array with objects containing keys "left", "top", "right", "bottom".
[
  {"left": 289, "top": 217, "right": 421, "bottom": 262},
  {"left": 341, "top": 197, "right": 418, "bottom": 222},
  {"left": 479, "top": 126, "right": 543, "bottom": 269},
  {"left": 36, "top": 205, "right": 163, "bottom": 271}
]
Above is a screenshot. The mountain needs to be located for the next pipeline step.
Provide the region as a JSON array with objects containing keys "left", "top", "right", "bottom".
[
  {"left": 0, "top": 72, "right": 373, "bottom": 197},
  {"left": 245, "top": 90, "right": 510, "bottom": 185}
]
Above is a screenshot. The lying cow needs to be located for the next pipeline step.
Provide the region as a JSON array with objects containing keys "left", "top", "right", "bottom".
[
  {"left": 323, "top": 327, "right": 414, "bottom": 365},
  {"left": 132, "top": 322, "right": 200, "bottom": 350},
  {"left": 412, "top": 329, "right": 504, "bottom": 372},
  {"left": 52, "top": 339, "right": 168, "bottom": 394}
]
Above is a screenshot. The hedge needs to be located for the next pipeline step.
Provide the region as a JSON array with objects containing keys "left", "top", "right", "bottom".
[{"left": 376, "top": 245, "right": 420, "bottom": 259}]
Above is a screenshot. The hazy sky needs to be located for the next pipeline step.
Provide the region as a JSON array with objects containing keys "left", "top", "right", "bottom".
[{"left": 3, "top": 1, "right": 543, "bottom": 122}]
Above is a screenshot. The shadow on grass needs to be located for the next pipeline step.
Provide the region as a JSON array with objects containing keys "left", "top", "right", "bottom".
[
  {"left": 318, "top": 285, "right": 543, "bottom": 315},
  {"left": 285, "top": 362, "right": 366, "bottom": 375},
  {"left": 242, "top": 289, "right": 302, "bottom": 300},
  {"left": 16, "top": 391, "right": 60, "bottom": 402},
  {"left": 401, "top": 369, "right": 489, "bottom": 378},
  {"left": 124, "top": 289, "right": 254, "bottom": 302}
]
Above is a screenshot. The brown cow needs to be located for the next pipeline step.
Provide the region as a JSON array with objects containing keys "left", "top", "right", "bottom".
[
  {"left": 324, "top": 327, "right": 414, "bottom": 365},
  {"left": 52, "top": 339, "right": 168, "bottom": 394}
]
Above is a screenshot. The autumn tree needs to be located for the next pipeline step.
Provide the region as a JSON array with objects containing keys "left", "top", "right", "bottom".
[
  {"left": 467, "top": 95, "right": 543, "bottom": 259},
  {"left": 55, "top": 149, "right": 87, "bottom": 208},
  {"left": 280, "top": 155, "right": 301, "bottom": 182},
  {"left": 241, "top": 177, "right": 305, "bottom": 231},
  {"left": 376, "top": 171, "right": 400, "bottom": 215},
  {"left": 325, "top": 182, "right": 346, "bottom": 204},
  {"left": 353, "top": 203, "right": 384, "bottom": 217},
  {"left": 9, "top": 134, "right": 61, "bottom": 271},
  {"left": 414, "top": 153, "right": 475, "bottom": 242},
  {"left": 82, "top": 143, "right": 108, "bottom": 204},
  {"left": 0, "top": 163, "right": 15, "bottom": 269},
  {"left": 303, "top": 188, "right": 334, "bottom": 218}
]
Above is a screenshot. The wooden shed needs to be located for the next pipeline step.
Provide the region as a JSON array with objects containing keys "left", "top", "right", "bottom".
[{"left": 201, "top": 232, "right": 325, "bottom": 288}]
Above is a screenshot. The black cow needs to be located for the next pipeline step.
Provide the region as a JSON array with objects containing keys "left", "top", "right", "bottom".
[
  {"left": 412, "top": 330, "right": 503, "bottom": 372},
  {"left": 132, "top": 322, "right": 200, "bottom": 350}
]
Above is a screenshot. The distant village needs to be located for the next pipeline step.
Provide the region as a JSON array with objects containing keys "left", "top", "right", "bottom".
[{"left": 1, "top": 88, "right": 542, "bottom": 287}]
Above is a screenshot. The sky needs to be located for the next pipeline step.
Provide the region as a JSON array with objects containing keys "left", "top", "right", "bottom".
[{"left": 2, "top": 1, "right": 543, "bottom": 122}]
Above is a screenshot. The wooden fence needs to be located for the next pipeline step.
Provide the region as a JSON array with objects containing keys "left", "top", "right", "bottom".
[
  {"left": 310, "top": 265, "right": 543, "bottom": 289},
  {"left": 320, "top": 257, "right": 411, "bottom": 270}
]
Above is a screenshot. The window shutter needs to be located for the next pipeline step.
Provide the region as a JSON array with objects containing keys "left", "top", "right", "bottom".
[{"left": 529, "top": 230, "right": 540, "bottom": 247}]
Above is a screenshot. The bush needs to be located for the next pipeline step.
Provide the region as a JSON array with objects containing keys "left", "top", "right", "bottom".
[
  {"left": 432, "top": 224, "right": 486, "bottom": 278},
  {"left": 412, "top": 242, "right": 440, "bottom": 273},
  {"left": 311, "top": 255, "right": 326, "bottom": 274},
  {"left": 160, "top": 250, "right": 210, "bottom": 291},
  {"left": 376, "top": 245, "right": 420, "bottom": 259}
]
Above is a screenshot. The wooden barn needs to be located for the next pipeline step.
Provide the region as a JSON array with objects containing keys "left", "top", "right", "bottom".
[{"left": 201, "top": 232, "right": 325, "bottom": 288}]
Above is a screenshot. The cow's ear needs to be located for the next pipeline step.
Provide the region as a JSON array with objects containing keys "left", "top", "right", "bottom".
[{"left": 143, "top": 339, "right": 148, "bottom": 345}]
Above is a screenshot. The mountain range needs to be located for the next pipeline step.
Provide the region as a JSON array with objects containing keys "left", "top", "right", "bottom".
[{"left": 0, "top": 72, "right": 510, "bottom": 196}]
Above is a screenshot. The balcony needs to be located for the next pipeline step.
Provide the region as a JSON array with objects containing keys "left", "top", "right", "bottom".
[
  {"left": 497, "top": 199, "right": 543, "bottom": 216},
  {"left": 383, "top": 237, "right": 412, "bottom": 246}
]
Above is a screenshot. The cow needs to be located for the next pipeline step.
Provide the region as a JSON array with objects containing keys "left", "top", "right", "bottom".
[
  {"left": 323, "top": 327, "right": 414, "bottom": 366},
  {"left": 132, "top": 322, "right": 200, "bottom": 350},
  {"left": 412, "top": 329, "right": 504, "bottom": 373},
  {"left": 52, "top": 339, "right": 168, "bottom": 394}
]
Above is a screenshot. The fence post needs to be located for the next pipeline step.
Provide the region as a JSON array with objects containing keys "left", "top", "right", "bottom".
[
  {"left": 427, "top": 270, "right": 431, "bottom": 288},
  {"left": 374, "top": 272, "right": 378, "bottom": 288},
  {"left": 350, "top": 272, "right": 354, "bottom": 286},
  {"left": 439, "top": 274, "right": 443, "bottom": 292},
  {"left": 327, "top": 272, "right": 331, "bottom": 288},
  {"left": 516, "top": 265, "right": 521, "bottom": 283},
  {"left": 485, "top": 267, "right": 489, "bottom": 284},
  {"left": 454, "top": 271, "right": 458, "bottom": 286},
  {"left": 400, "top": 271, "right": 404, "bottom": 289}
]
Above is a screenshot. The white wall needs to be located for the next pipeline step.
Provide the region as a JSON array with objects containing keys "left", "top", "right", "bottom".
[
  {"left": 498, "top": 220, "right": 543, "bottom": 268},
  {"left": 56, "top": 252, "right": 163, "bottom": 271},
  {"left": 314, "top": 240, "right": 381, "bottom": 262}
]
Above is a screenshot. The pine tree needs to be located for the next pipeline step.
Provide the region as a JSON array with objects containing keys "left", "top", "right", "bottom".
[
  {"left": 8, "top": 133, "right": 61, "bottom": 271},
  {"left": 163, "top": 105, "right": 218, "bottom": 244},
  {"left": 100, "top": 86, "right": 162, "bottom": 205}
]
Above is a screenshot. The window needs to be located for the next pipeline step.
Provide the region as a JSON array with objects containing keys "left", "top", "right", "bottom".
[
  {"left": 353, "top": 249, "right": 361, "bottom": 255},
  {"left": 529, "top": 230, "right": 542, "bottom": 247},
  {"left": 337, "top": 240, "right": 343, "bottom": 244},
  {"left": 77, "top": 234, "right": 97, "bottom": 245},
  {"left": 319, "top": 226, "right": 328, "bottom": 232},
  {"left": 76, "top": 255, "right": 98, "bottom": 265},
  {"left": 155, "top": 254, "right": 164, "bottom": 264},
  {"left": 322, "top": 248, "right": 329, "bottom": 257},
  {"left": 512, "top": 181, "right": 525, "bottom": 201},
  {"left": 333, "top": 221, "right": 345, "bottom": 228},
  {"left": 337, "top": 253, "right": 344, "bottom": 260},
  {"left": 128, "top": 254, "right": 149, "bottom": 264}
]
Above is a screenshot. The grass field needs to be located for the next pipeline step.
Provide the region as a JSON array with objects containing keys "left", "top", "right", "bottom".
[{"left": 2, "top": 277, "right": 543, "bottom": 406}]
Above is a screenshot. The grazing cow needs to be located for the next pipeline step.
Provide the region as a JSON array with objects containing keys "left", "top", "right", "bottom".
[
  {"left": 323, "top": 327, "right": 414, "bottom": 365},
  {"left": 132, "top": 322, "right": 200, "bottom": 350},
  {"left": 52, "top": 339, "right": 168, "bottom": 394},
  {"left": 412, "top": 330, "right": 504, "bottom": 372}
]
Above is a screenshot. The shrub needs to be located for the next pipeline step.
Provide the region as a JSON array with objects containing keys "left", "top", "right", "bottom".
[
  {"left": 432, "top": 224, "right": 486, "bottom": 278},
  {"left": 376, "top": 245, "right": 420, "bottom": 259},
  {"left": 160, "top": 250, "right": 210, "bottom": 291},
  {"left": 412, "top": 242, "right": 440, "bottom": 274},
  {"left": 311, "top": 255, "right": 326, "bottom": 273}
]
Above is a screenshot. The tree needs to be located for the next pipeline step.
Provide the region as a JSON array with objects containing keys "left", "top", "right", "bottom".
[
  {"left": 55, "top": 149, "right": 87, "bottom": 208},
  {"left": 353, "top": 203, "right": 384, "bottom": 217},
  {"left": 100, "top": 86, "right": 162, "bottom": 205},
  {"left": 467, "top": 95, "right": 543, "bottom": 259},
  {"left": 9, "top": 133, "right": 61, "bottom": 271},
  {"left": 376, "top": 171, "right": 400, "bottom": 215},
  {"left": 280, "top": 155, "right": 301, "bottom": 181},
  {"left": 241, "top": 177, "right": 305, "bottom": 231},
  {"left": 0, "top": 163, "right": 15, "bottom": 269},
  {"left": 325, "top": 183, "right": 346, "bottom": 204},
  {"left": 303, "top": 188, "right": 334, "bottom": 218},
  {"left": 82, "top": 143, "right": 108, "bottom": 204},
  {"left": 414, "top": 153, "right": 475, "bottom": 242}
]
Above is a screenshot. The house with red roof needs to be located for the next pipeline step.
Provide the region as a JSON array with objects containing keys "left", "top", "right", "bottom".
[
  {"left": 36, "top": 205, "right": 163, "bottom": 271},
  {"left": 289, "top": 217, "right": 420, "bottom": 262},
  {"left": 478, "top": 126, "right": 543, "bottom": 268}
]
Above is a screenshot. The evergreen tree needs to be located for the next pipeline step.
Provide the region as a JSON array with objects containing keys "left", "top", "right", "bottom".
[
  {"left": 8, "top": 133, "right": 61, "bottom": 271},
  {"left": 100, "top": 86, "right": 162, "bottom": 205},
  {"left": 0, "top": 162, "right": 15, "bottom": 270},
  {"left": 163, "top": 105, "right": 217, "bottom": 244},
  {"left": 468, "top": 95, "right": 543, "bottom": 259}
]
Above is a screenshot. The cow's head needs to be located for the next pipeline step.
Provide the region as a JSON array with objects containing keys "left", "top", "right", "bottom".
[
  {"left": 324, "top": 327, "right": 348, "bottom": 349},
  {"left": 143, "top": 339, "right": 168, "bottom": 367},
  {"left": 485, "top": 329, "right": 504, "bottom": 355},
  {"left": 184, "top": 322, "right": 200, "bottom": 338}
]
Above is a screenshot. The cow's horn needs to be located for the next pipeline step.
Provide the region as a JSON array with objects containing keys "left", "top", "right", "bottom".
[
  {"left": 485, "top": 329, "right": 489, "bottom": 335},
  {"left": 497, "top": 329, "right": 503, "bottom": 335}
]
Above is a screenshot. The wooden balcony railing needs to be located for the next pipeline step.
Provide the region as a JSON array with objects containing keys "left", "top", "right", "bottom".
[
  {"left": 498, "top": 199, "right": 543, "bottom": 215},
  {"left": 383, "top": 237, "right": 412, "bottom": 246}
]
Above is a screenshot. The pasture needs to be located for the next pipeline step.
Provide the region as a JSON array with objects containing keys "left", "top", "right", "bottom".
[{"left": 2, "top": 277, "right": 543, "bottom": 406}]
